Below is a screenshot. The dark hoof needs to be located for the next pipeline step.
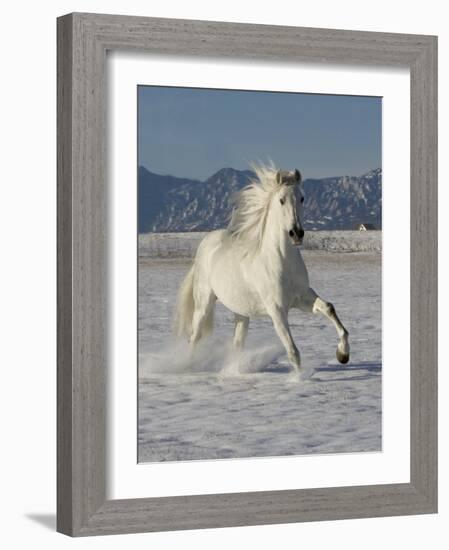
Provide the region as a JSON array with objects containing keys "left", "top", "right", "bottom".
[{"left": 336, "top": 349, "right": 349, "bottom": 364}]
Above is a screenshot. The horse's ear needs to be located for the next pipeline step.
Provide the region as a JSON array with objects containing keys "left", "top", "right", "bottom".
[
  {"left": 276, "top": 171, "right": 283, "bottom": 185},
  {"left": 295, "top": 169, "right": 301, "bottom": 183}
]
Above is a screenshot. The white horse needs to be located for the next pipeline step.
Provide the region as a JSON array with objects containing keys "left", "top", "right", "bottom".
[{"left": 174, "top": 163, "right": 350, "bottom": 377}]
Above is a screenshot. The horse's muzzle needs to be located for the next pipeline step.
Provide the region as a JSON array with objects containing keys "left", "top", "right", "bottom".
[{"left": 289, "top": 226, "right": 304, "bottom": 245}]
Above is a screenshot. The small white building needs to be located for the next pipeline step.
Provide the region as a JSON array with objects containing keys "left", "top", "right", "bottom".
[{"left": 357, "top": 223, "right": 376, "bottom": 231}]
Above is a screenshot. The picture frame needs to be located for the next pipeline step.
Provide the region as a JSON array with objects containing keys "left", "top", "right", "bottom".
[{"left": 57, "top": 12, "right": 437, "bottom": 536}]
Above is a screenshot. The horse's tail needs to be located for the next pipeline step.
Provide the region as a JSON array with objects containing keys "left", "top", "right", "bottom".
[{"left": 174, "top": 264, "right": 196, "bottom": 339}]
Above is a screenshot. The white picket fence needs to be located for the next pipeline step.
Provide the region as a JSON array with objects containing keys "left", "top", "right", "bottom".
[{"left": 139, "top": 231, "right": 382, "bottom": 259}]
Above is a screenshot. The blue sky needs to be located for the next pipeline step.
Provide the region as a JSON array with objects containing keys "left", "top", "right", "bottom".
[{"left": 138, "top": 86, "right": 381, "bottom": 181}]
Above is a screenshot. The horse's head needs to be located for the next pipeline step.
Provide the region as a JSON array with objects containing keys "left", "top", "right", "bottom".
[{"left": 272, "top": 168, "right": 305, "bottom": 246}]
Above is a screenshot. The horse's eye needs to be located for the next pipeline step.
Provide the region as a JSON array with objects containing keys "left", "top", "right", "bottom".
[
  {"left": 300, "top": 197, "right": 304, "bottom": 204},
  {"left": 280, "top": 198, "right": 285, "bottom": 205}
]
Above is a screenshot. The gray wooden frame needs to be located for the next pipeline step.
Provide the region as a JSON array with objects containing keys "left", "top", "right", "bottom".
[{"left": 57, "top": 12, "right": 437, "bottom": 537}]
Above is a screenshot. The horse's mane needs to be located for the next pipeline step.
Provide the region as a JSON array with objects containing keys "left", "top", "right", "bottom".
[{"left": 228, "top": 162, "right": 279, "bottom": 252}]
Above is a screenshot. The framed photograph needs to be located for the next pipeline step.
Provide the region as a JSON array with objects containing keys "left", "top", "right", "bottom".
[{"left": 57, "top": 13, "right": 437, "bottom": 536}]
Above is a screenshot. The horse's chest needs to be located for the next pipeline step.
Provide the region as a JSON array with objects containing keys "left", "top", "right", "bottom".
[
  {"left": 281, "top": 255, "right": 308, "bottom": 290},
  {"left": 276, "top": 270, "right": 300, "bottom": 306},
  {"left": 254, "top": 261, "right": 306, "bottom": 311}
]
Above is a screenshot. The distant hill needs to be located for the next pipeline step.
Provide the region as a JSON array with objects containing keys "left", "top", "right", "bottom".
[{"left": 138, "top": 166, "right": 382, "bottom": 233}]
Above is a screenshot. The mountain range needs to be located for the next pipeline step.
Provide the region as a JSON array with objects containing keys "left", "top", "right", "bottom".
[{"left": 138, "top": 166, "right": 382, "bottom": 233}]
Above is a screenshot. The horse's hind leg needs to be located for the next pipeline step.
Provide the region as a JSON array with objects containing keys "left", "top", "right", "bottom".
[
  {"left": 190, "top": 286, "right": 216, "bottom": 352},
  {"left": 233, "top": 314, "right": 249, "bottom": 352},
  {"left": 220, "top": 314, "right": 249, "bottom": 377},
  {"left": 224, "top": 314, "right": 249, "bottom": 375},
  {"left": 296, "top": 288, "right": 350, "bottom": 364}
]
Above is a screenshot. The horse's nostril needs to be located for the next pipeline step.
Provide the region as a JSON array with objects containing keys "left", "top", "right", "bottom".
[
  {"left": 299, "top": 229, "right": 305, "bottom": 239},
  {"left": 289, "top": 230, "right": 294, "bottom": 237}
]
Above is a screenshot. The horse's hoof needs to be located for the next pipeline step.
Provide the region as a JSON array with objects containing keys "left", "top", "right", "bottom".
[{"left": 336, "top": 349, "right": 349, "bottom": 364}]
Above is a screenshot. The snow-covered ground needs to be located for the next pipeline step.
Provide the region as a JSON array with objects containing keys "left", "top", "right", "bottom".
[{"left": 138, "top": 241, "right": 382, "bottom": 463}]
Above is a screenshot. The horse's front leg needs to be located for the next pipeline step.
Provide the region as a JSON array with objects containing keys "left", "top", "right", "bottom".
[
  {"left": 296, "top": 288, "right": 350, "bottom": 364},
  {"left": 266, "top": 304, "right": 301, "bottom": 375}
]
